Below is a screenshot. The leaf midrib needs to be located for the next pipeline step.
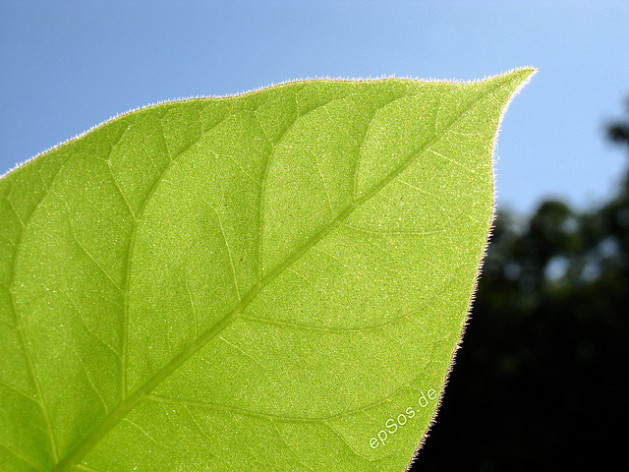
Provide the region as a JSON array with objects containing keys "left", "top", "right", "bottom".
[{"left": 50, "top": 80, "right": 506, "bottom": 472}]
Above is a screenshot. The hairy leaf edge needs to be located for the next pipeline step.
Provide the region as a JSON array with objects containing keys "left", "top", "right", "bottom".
[
  {"left": 405, "top": 66, "right": 536, "bottom": 470},
  {"left": 2, "top": 68, "right": 536, "bottom": 181}
]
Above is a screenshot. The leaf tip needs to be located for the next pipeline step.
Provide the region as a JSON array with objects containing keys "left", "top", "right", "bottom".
[{"left": 504, "top": 66, "right": 537, "bottom": 89}]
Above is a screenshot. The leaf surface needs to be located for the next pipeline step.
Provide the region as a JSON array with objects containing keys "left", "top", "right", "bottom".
[{"left": 0, "top": 70, "right": 532, "bottom": 472}]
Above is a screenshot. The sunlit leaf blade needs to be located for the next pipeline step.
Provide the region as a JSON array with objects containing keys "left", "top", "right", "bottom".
[{"left": 0, "top": 69, "right": 533, "bottom": 472}]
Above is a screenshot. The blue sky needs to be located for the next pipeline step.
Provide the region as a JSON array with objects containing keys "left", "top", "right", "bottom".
[{"left": 1, "top": 0, "right": 627, "bottom": 214}]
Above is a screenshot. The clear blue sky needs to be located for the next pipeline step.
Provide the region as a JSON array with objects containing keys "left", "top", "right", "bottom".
[{"left": 1, "top": 0, "right": 627, "bottom": 214}]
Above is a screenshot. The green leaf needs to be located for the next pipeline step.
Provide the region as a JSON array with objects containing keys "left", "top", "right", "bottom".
[{"left": 0, "top": 69, "right": 533, "bottom": 472}]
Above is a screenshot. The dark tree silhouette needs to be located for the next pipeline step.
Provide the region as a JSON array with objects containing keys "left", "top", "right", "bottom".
[{"left": 411, "top": 97, "right": 629, "bottom": 471}]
